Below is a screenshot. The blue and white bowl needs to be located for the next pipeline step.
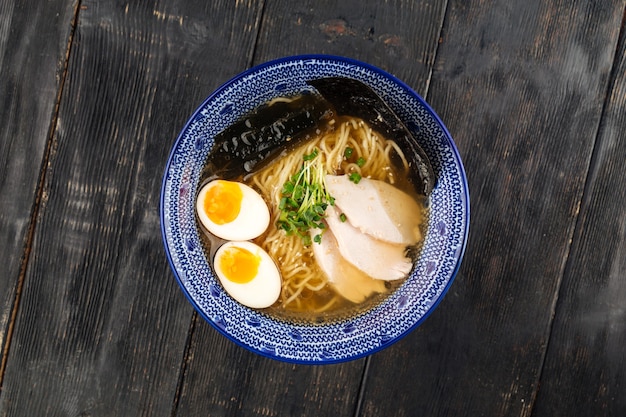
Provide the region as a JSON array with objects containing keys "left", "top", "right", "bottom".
[{"left": 160, "top": 55, "right": 469, "bottom": 364}]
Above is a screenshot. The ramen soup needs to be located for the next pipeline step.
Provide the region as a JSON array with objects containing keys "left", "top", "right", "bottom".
[{"left": 196, "top": 78, "right": 432, "bottom": 323}]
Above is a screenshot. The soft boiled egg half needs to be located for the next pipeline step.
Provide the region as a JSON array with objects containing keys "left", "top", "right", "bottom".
[
  {"left": 213, "top": 241, "right": 281, "bottom": 308},
  {"left": 196, "top": 180, "right": 270, "bottom": 241}
]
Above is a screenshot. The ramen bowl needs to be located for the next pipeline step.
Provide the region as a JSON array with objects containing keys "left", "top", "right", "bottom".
[{"left": 160, "top": 55, "right": 469, "bottom": 364}]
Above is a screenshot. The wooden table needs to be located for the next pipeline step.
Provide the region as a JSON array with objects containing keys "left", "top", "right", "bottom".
[{"left": 2, "top": 1, "right": 625, "bottom": 415}]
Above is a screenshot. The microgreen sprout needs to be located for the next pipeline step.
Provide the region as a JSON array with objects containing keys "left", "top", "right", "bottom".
[
  {"left": 277, "top": 148, "right": 334, "bottom": 245},
  {"left": 349, "top": 172, "right": 362, "bottom": 184}
]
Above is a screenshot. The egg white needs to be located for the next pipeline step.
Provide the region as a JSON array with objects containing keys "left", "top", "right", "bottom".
[
  {"left": 196, "top": 180, "right": 270, "bottom": 241},
  {"left": 213, "top": 241, "right": 281, "bottom": 309}
]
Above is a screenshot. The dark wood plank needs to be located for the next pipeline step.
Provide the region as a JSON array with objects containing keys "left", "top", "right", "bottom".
[
  {"left": 254, "top": 0, "right": 447, "bottom": 97},
  {"left": 0, "top": 1, "right": 263, "bottom": 415},
  {"left": 177, "top": 316, "right": 364, "bottom": 417},
  {"left": 533, "top": 13, "right": 626, "bottom": 416},
  {"left": 359, "top": 1, "right": 625, "bottom": 416},
  {"left": 175, "top": 0, "right": 448, "bottom": 416},
  {"left": 0, "top": 0, "right": 76, "bottom": 378}
]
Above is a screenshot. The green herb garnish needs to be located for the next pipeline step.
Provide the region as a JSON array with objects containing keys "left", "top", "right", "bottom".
[
  {"left": 339, "top": 213, "right": 347, "bottom": 222},
  {"left": 344, "top": 147, "right": 354, "bottom": 159},
  {"left": 302, "top": 148, "right": 319, "bottom": 161},
  {"left": 349, "top": 172, "right": 362, "bottom": 184},
  {"left": 277, "top": 148, "right": 334, "bottom": 245},
  {"left": 356, "top": 156, "right": 366, "bottom": 167}
]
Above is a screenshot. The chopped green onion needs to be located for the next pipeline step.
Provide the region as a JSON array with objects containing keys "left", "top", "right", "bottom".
[
  {"left": 356, "top": 157, "right": 366, "bottom": 167},
  {"left": 339, "top": 213, "right": 347, "bottom": 222},
  {"left": 344, "top": 147, "right": 354, "bottom": 159},
  {"left": 349, "top": 172, "right": 362, "bottom": 184},
  {"left": 302, "top": 148, "right": 319, "bottom": 161}
]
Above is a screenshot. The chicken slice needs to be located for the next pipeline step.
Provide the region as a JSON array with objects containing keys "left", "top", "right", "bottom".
[
  {"left": 311, "top": 228, "right": 387, "bottom": 304},
  {"left": 324, "top": 205, "right": 413, "bottom": 281},
  {"left": 325, "top": 174, "right": 423, "bottom": 244}
]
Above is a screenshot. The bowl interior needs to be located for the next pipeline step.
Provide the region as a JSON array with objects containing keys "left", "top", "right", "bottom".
[{"left": 160, "top": 55, "right": 469, "bottom": 364}]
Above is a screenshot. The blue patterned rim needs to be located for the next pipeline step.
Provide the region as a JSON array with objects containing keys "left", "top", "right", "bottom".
[{"left": 160, "top": 55, "right": 469, "bottom": 364}]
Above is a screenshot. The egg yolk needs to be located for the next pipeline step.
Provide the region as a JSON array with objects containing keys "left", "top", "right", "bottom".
[
  {"left": 203, "top": 180, "right": 242, "bottom": 225},
  {"left": 218, "top": 246, "right": 260, "bottom": 284}
]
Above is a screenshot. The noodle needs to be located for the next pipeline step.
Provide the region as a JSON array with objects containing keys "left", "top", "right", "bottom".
[{"left": 250, "top": 116, "right": 411, "bottom": 314}]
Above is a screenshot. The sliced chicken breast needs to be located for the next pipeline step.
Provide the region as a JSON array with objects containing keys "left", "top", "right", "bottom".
[
  {"left": 324, "top": 205, "right": 413, "bottom": 281},
  {"left": 311, "top": 228, "right": 387, "bottom": 304},
  {"left": 325, "top": 174, "right": 423, "bottom": 244}
]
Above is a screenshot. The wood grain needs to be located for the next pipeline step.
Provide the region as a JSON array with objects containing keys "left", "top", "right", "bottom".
[
  {"left": 254, "top": 0, "right": 447, "bottom": 97},
  {"left": 359, "top": 1, "right": 625, "bottom": 416},
  {"left": 2, "top": 0, "right": 625, "bottom": 415},
  {"left": 0, "top": 1, "right": 263, "bottom": 415},
  {"left": 0, "top": 0, "right": 76, "bottom": 378},
  {"left": 533, "top": 9, "right": 626, "bottom": 416},
  {"left": 177, "top": 317, "right": 364, "bottom": 417}
]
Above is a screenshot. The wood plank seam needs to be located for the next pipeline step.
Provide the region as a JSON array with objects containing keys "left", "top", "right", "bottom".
[
  {"left": 423, "top": 0, "right": 450, "bottom": 100},
  {"left": 0, "top": 0, "right": 84, "bottom": 393},
  {"left": 352, "top": 355, "right": 371, "bottom": 417},
  {"left": 248, "top": 0, "right": 268, "bottom": 69},
  {"left": 169, "top": 312, "right": 199, "bottom": 417}
]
